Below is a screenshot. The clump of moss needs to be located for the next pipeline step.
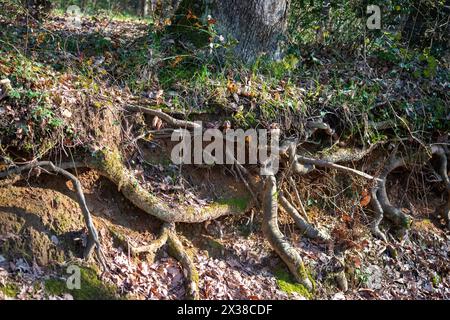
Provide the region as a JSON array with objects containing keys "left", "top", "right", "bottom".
[
  {"left": 203, "top": 237, "right": 225, "bottom": 258},
  {"left": 274, "top": 266, "right": 314, "bottom": 300},
  {"left": 0, "top": 283, "right": 19, "bottom": 297},
  {"left": 431, "top": 273, "right": 441, "bottom": 287},
  {"left": 215, "top": 197, "right": 249, "bottom": 212},
  {"left": 44, "top": 266, "right": 118, "bottom": 300}
]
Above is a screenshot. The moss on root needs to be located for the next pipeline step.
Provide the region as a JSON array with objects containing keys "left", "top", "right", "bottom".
[
  {"left": 0, "top": 283, "right": 19, "bottom": 297},
  {"left": 44, "top": 266, "right": 118, "bottom": 300},
  {"left": 214, "top": 197, "right": 249, "bottom": 212},
  {"left": 274, "top": 266, "right": 315, "bottom": 299}
]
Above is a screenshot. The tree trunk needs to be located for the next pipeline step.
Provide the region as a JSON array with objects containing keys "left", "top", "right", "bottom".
[
  {"left": 174, "top": 0, "right": 290, "bottom": 62},
  {"left": 140, "top": 0, "right": 150, "bottom": 17},
  {"left": 211, "top": 0, "right": 290, "bottom": 62}
]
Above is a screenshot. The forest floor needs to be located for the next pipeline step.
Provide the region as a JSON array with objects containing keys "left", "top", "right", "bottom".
[
  {"left": 0, "top": 166, "right": 449, "bottom": 300},
  {"left": 0, "top": 10, "right": 449, "bottom": 300}
]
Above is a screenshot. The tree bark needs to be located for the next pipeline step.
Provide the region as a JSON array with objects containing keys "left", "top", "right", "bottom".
[
  {"left": 140, "top": 0, "right": 150, "bottom": 17},
  {"left": 211, "top": 0, "right": 290, "bottom": 62},
  {"left": 175, "top": 0, "right": 290, "bottom": 62}
]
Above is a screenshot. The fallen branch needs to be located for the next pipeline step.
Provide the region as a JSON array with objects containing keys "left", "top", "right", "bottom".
[{"left": 84, "top": 148, "right": 239, "bottom": 223}]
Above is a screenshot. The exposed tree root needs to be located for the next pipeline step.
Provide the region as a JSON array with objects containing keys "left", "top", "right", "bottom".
[
  {"left": 0, "top": 161, "right": 107, "bottom": 270},
  {"left": 166, "top": 225, "right": 200, "bottom": 300},
  {"left": 370, "top": 145, "right": 450, "bottom": 238},
  {"left": 319, "top": 142, "right": 382, "bottom": 163},
  {"left": 376, "top": 156, "right": 411, "bottom": 229},
  {"left": 287, "top": 177, "right": 309, "bottom": 222},
  {"left": 83, "top": 148, "right": 237, "bottom": 223},
  {"left": 262, "top": 175, "right": 313, "bottom": 291},
  {"left": 370, "top": 185, "right": 388, "bottom": 241},
  {"left": 279, "top": 195, "right": 330, "bottom": 241},
  {"left": 2, "top": 104, "right": 447, "bottom": 296},
  {"left": 128, "top": 222, "right": 199, "bottom": 299},
  {"left": 131, "top": 224, "right": 170, "bottom": 255},
  {"left": 431, "top": 146, "right": 450, "bottom": 230},
  {"left": 369, "top": 153, "right": 412, "bottom": 239},
  {"left": 296, "top": 155, "right": 380, "bottom": 181},
  {"left": 125, "top": 105, "right": 201, "bottom": 130}
]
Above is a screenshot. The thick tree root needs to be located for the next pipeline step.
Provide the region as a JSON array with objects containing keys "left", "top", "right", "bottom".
[
  {"left": 432, "top": 146, "right": 450, "bottom": 230},
  {"left": 166, "top": 225, "right": 200, "bottom": 300},
  {"left": 376, "top": 156, "right": 411, "bottom": 229},
  {"left": 131, "top": 224, "right": 170, "bottom": 255},
  {"left": 262, "top": 175, "right": 313, "bottom": 291},
  {"left": 368, "top": 152, "right": 412, "bottom": 238},
  {"left": 370, "top": 186, "right": 388, "bottom": 241},
  {"left": 0, "top": 161, "right": 107, "bottom": 270},
  {"left": 370, "top": 145, "right": 450, "bottom": 238},
  {"left": 83, "top": 148, "right": 239, "bottom": 223},
  {"left": 123, "top": 222, "right": 200, "bottom": 299},
  {"left": 305, "top": 121, "right": 339, "bottom": 142}
]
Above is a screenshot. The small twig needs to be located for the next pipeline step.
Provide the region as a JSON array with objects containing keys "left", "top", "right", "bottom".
[{"left": 287, "top": 177, "right": 310, "bottom": 222}]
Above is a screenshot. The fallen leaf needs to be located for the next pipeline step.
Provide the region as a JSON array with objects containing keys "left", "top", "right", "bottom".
[{"left": 360, "top": 190, "right": 371, "bottom": 207}]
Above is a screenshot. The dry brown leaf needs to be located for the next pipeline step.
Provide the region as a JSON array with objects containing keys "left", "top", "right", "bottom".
[{"left": 360, "top": 189, "right": 371, "bottom": 207}]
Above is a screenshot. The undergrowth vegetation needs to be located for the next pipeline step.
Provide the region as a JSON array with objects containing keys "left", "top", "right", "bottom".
[{"left": 1, "top": 0, "right": 447, "bottom": 164}]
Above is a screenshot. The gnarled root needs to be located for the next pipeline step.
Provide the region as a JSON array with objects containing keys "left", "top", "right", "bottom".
[
  {"left": 131, "top": 224, "right": 170, "bottom": 256},
  {"left": 374, "top": 156, "right": 412, "bottom": 231},
  {"left": 262, "top": 175, "right": 313, "bottom": 291},
  {"left": 85, "top": 148, "right": 238, "bottom": 223},
  {"left": 166, "top": 225, "right": 200, "bottom": 300},
  {"left": 128, "top": 222, "right": 200, "bottom": 299},
  {"left": 370, "top": 185, "right": 388, "bottom": 241},
  {"left": 0, "top": 161, "right": 107, "bottom": 270},
  {"left": 370, "top": 145, "right": 450, "bottom": 238},
  {"left": 432, "top": 146, "right": 450, "bottom": 230}
]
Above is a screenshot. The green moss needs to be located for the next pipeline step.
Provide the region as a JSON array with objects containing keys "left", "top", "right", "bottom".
[
  {"left": 0, "top": 283, "right": 19, "bottom": 297},
  {"left": 215, "top": 197, "right": 249, "bottom": 212},
  {"left": 203, "top": 237, "right": 225, "bottom": 258},
  {"left": 432, "top": 274, "right": 441, "bottom": 287},
  {"left": 44, "top": 266, "right": 118, "bottom": 300},
  {"left": 274, "top": 267, "right": 314, "bottom": 299},
  {"left": 208, "top": 238, "right": 224, "bottom": 249}
]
